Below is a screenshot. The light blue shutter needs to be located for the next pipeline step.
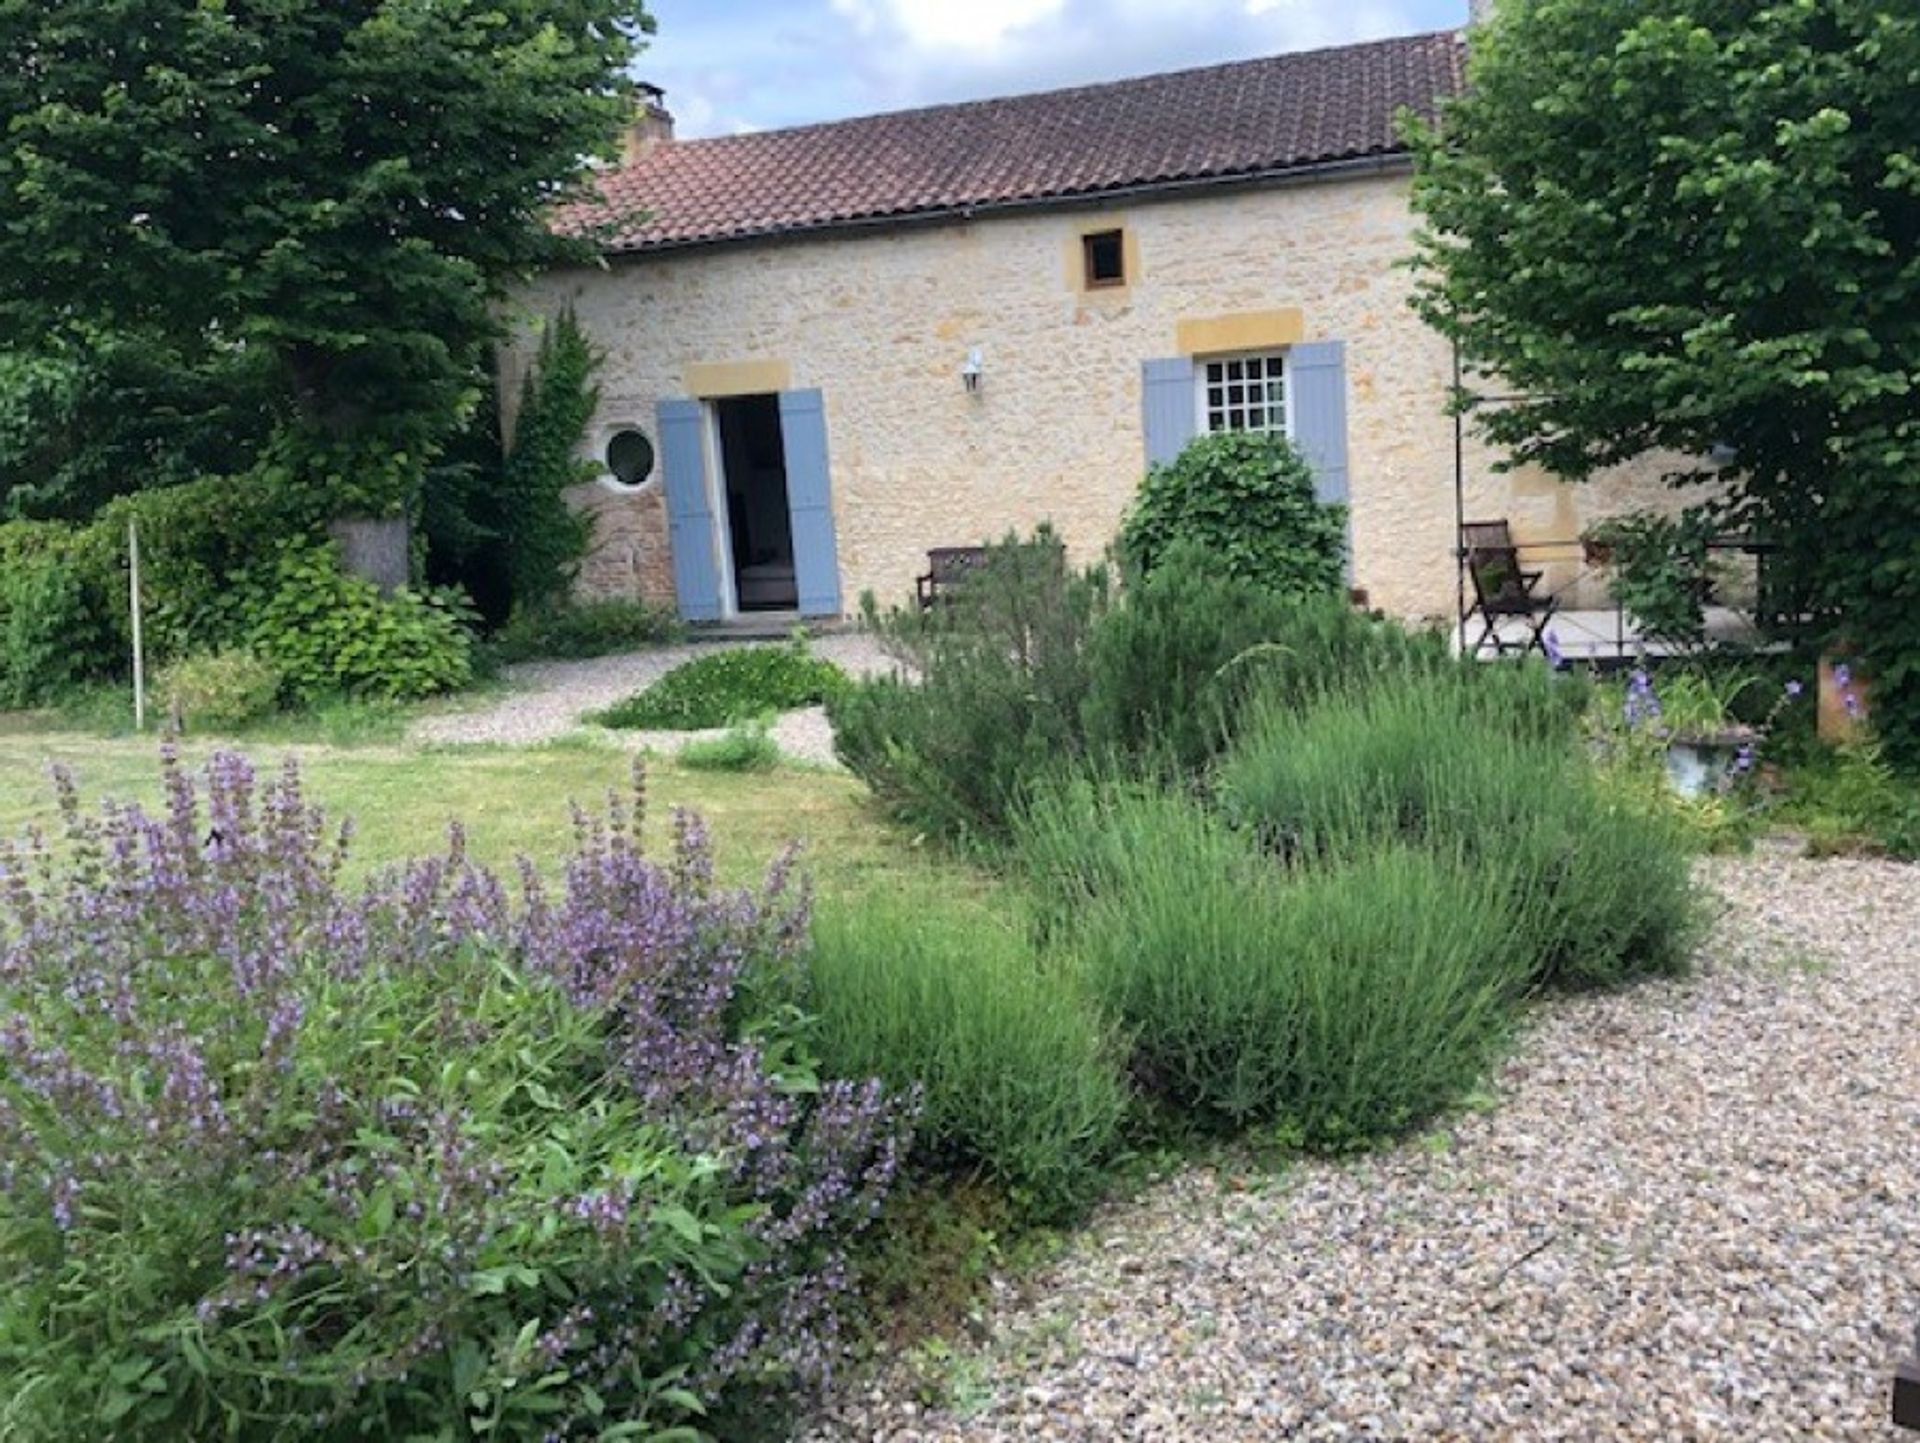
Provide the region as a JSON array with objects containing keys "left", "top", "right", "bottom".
[
  {"left": 778, "top": 388, "right": 843, "bottom": 618},
  {"left": 1289, "top": 340, "right": 1353, "bottom": 575},
  {"left": 1141, "top": 357, "right": 1197, "bottom": 468},
  {"left": 658, "top": 398, "right": 724, "bottom": 622}
]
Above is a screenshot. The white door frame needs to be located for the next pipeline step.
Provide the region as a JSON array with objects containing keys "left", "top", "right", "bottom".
[{"left": 700, "top": 400, "right": 741, "bottom": 620}]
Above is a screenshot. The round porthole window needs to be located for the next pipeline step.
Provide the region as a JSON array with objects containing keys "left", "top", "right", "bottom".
[{"left": 605, "top": 428, "right": 656, "bottom": 488}]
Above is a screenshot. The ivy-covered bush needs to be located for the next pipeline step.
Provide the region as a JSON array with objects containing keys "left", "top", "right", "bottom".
[
  {"left": 1118, "top": 431, "right": 1346, "bottom": 598},
  {"left": 597, "top": 640, "right": 849, "bottom": 731},
  {"left": 500, "top": 311, "right": 599, "bottom": 613},
  {"left": 155, "top": 650, "right": 284, "bottom": 731},
  {"left": 424, "top": 315, "right": 602, "bottom": 627},
  {"left": 0, "top": 752, "right": 912, "bottom": 1440},
  {"left": 232, "top": 541, "right": 475, "bottom": 702}
]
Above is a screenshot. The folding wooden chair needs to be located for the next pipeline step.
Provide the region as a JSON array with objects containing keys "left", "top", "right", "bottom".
[{"left": 1462, "top": 519, "right": 1559, "bottom": 658}]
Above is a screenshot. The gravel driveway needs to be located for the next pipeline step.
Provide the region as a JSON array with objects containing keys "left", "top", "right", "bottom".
[
  {"left": 411, "top": 632, "right": 896, "bottom": 763},
  {"left": 810, "top": 855, "right": 1920, "bottom": 1441}
]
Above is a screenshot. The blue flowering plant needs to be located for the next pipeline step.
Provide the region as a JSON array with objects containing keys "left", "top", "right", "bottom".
[{"left": 0, "top": 750, "right": 913, "bottom": 1440}]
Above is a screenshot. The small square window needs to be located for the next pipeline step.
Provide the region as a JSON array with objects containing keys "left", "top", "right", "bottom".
[
  {"left": 1083, "top": 229, "right": 1126, "bottom": 288},
  {"left": 1199, "top": 353, "right": 1289, "bottom": 437}
]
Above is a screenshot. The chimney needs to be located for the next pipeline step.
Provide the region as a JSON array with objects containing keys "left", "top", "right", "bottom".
[{"left": 622, "top": 84, "right": 675, "bottom": 164}]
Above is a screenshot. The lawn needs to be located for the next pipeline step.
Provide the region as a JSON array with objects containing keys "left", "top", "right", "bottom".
[{"left": 0, "top": 732, "right": 961, "bottom": 895}]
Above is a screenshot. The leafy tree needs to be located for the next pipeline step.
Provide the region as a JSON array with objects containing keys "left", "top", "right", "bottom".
[
  {"left": 0, "top": 0, "right": 652, "bottom": 520},
  {"left": 1408, "top": 0, "right": 1920, "bottom": 759},
  {"left": 0, "top": 328, "right": 277, "bottom": 521}
]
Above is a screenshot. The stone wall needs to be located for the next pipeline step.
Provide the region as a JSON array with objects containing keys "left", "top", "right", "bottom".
[{"left": 509, "top": 170, "right": 1682, "bottom": 624}]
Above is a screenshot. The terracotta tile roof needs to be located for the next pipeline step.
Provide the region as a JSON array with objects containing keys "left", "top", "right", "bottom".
[{"left": 560, "top": 29, "right": 1465, "bottom": 255}]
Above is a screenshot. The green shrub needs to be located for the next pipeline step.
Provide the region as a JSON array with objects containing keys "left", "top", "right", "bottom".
[
  {"left": 155, "top": 650, "right": 283, "bottom": 731},
  {"left": 597, "top": 639, "right": 848, "bottom": 731},
  {"left": 491, "top": 598, "right": 681, "bottom": 662},
  {"left": 1581, "top": 510, "right": 1721, "bottom": 649},
  {"left": 808, "top": 888, "right": 1129, "bottom": 1222},
  {"left": 678, "top": 720, "right": 782, "bottom": 773},
  {"left": 1082, "top": 547, "right": 1450, "bottom": 773},
  {"left": 93, "top": 474, "right": 301, "bottom": 660},
  {"left": 0, "top": 478, "right": 314, "bottom": 709},
  {"left": 831, "top": 531, "right": 1111, "bottom": 842},
  {"left": 831, "top": 531, "right": 1459, "bottom": 842},
  {"left": 1069, "top": 812, "right": 1520, "bottom": 1144},
  {"left": 1118, "top": 431, "right": 1347, "bottom": 598},
  {"left": 233, "top": 541, "right": 475, "bottom": 702},
  {"left": 0, "top": 753, "right": 911, "bottom": 1441},
  {"left": 1781, "top": 736, "right": 1920, "bottom": 860},
  {"left": 1221, "top": 671, "right": 1698, "bottom": 989},
  {"left": 1011, "top": 772, "right": 1247, "bottom": 945},
  {"left": 0, "top": 526, "right": 116, "bottom": 708}
]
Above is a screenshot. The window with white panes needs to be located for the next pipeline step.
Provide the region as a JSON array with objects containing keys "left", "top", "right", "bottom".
[{"left": 1199, "top": 353, "right": 1289, "bottom": 435}]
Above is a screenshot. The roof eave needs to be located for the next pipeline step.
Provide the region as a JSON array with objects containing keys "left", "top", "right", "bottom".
[{"left": 589, "top": 148, "right": 1417, "bottom": 262}]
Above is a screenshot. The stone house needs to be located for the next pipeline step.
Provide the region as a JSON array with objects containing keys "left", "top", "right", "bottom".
[{"left": 510, "top": 28, "right": 1673, "bottom": 627}]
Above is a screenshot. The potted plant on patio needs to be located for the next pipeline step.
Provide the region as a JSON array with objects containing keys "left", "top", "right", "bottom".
[
  {"left": 1617, "top": 668, "right": 1761, "bottom": 799},
  {"left": 1581, "top": 512, "right": 1723, "bottom": 652}
]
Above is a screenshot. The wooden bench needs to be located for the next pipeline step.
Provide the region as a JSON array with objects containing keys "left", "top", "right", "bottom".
[{"left": 915, "top": 546, "right": 989, "bottom": 609}]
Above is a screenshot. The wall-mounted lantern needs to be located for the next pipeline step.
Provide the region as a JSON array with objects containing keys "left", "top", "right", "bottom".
[{"left": 961, "top": 347, "right": 984, "bottom": 395}]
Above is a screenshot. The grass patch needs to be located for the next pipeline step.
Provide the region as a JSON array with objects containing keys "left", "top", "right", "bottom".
[
  {"left": 0, "top": 733, "right": 974, "bottom": 898},
  {"left": 0, "top": 679, "right": 507, "bottom": 748},
  {"left": 678, "top": 721, "right": 781, "bottom": 773},
  {"left": 596, "top": 643, "right": 848, "bottom": 731}
]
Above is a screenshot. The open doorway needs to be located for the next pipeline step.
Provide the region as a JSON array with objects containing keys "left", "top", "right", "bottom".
[{"left": 714, "top": 394, "right": 797, "bottom": 612}]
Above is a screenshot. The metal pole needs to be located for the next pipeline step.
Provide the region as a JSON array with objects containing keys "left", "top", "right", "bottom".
[
  {"left": 1453, "top": 339, "right": 1469, "bottom": 656},
  {"left": 128, "top": 519, "right": 145, "bottom": 732}
]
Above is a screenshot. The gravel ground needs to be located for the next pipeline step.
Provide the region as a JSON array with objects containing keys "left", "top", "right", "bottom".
[
  {"left": 410, "top": 631, "right": 896, "bottom": 763},
  {"left": 808, "top": 856, "right": 1920, "bottom": 1441}
]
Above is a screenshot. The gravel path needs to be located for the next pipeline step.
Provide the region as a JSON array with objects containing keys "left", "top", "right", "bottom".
[
  {"left": 410, "top": 632, "right": 896, "bottom": 763},
  {"left": 810, "top": 856, "right": 1920, "bottom": 1441}
]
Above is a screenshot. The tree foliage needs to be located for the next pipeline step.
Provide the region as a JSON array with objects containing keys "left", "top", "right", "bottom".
[
  {"left": 0, "top": 328, "right": 277, "bottom": 521},
  {"left": 0, "top": 0, "right": 652, "bottom": 518},
  {"left": 1408, "top": 0, "right": 1920, "bottom": 758}
]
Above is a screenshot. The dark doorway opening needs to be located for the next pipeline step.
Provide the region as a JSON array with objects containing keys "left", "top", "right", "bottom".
[{"left": 715, "top": 394, "right": 797, "bottom": 612}]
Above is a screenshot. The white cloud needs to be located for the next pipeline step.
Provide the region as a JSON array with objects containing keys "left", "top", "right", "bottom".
[
  {"left": 643, "top": 0, "right": 1457, "bottom": 138},
  {"left": 827, "top": 0, "right": 1429, "bottom": 114},
  {"left": 831, "top": 0, "right": 1068, "bottom": 51}
]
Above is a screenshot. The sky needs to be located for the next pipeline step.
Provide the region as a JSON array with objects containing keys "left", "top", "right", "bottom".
[{"left": 642, "top": 0, "right": 1471, "bottom": 138}]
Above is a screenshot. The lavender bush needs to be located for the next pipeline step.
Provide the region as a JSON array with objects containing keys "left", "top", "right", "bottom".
[{"left": 0, "top": 749, "right": 912, "bottom": 1441}]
